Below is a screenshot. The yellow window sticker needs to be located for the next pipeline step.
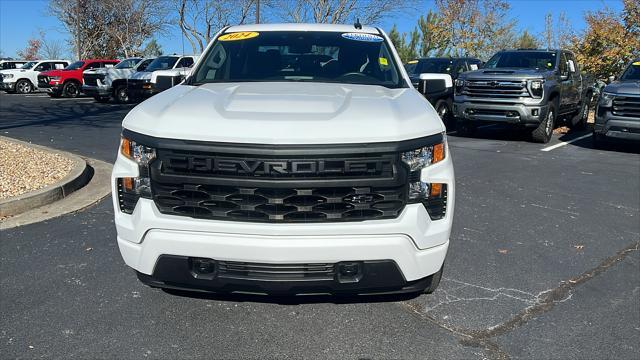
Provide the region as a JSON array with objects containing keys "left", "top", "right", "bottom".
[
  {"left": 379, "top": 57, "right": 388, "bottom": 66},
  {"left": 218, "top": 32, "right": 259, "bottom": 41},
  {"left": 407, "top": 60, "right": 418, "bottom": 64},
  {"left": 633, "top": 61, "right": 640, "bottom": 66}
]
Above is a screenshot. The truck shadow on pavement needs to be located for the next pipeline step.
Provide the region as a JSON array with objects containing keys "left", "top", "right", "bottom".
[{"left": 161, "top": 288, "right": 421, "bottom": 305}]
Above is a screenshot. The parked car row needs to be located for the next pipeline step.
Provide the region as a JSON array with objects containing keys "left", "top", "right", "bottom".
[
  {"left": 0, "top": 55, "right": 198, "bottom": 103},
  {"left": 408, "top": 49, "right": 638, "bottom": 146}
]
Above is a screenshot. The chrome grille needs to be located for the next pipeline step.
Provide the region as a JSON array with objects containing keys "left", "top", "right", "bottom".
[
  {"left": 612, "top": 95, "right": 640, "bottom": 118},
  {"left": 463, "top": 79, "right": 530, "bottom": 98}
]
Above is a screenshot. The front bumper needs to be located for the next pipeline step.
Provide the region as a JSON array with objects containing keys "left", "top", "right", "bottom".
[
  {"left": 112, "top": 146, "right": 455, "bottom": 294},
  {"left": 38, "top": 82, "right": 62, "bottom": 94},
  {"left": 127, "top": 82, "right": 157, "bottom": 99},
  {"left": 0, "top": 81, "right": 15, "bottom": 91},
  {"left": 454, "top": 100, "right": 548, "bottom": 126},
  {"left": 594, "top": 107, "right": 640, "bottom": 141},
  {"left": 82, "top": 84, "right": 111, "bottom": 97}
]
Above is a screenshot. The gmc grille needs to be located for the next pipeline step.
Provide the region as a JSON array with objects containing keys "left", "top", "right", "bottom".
[
  {"left": 149, "top": 148, "right": 408, "bottom": 223},
  {"left": 612, "top": 96, "right": 640, "bottom": 118},
  {"left": 463, "top": 79, "right": 530, "bottom": 98},
  {"left": 83, "top": 73, "right": 104, "bottom": 86}
]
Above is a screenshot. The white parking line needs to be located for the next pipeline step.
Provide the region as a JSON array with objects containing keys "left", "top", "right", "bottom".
[
  {"left": 49, "top": 98, "right": 94, "bottom": 101},
  {"left": 26, "top": 95, "right": 49, "bottom": 98},
  {"left": 541, "top": 133, "right": 592, "bottom": 152}
]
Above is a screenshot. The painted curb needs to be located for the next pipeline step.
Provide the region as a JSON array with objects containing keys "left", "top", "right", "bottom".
[{"left": 0, "top": 136, "right": 91, "bottom": 217}]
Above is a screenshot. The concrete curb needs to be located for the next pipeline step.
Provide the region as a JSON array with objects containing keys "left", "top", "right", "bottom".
[{"left": 0, "top": 136, "right": 92, "bottom": 217}]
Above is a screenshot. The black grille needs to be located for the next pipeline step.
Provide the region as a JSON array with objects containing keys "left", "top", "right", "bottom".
[
  {"left": 152, "top": 182, "right": 406, "bottom": 222},
  {"left": 83, "top": 73, "right": 104, "bottom": 86},
  {"left": 127, "top": 79, "right": 147, "bottom": 89},
  {"left": 156, "top": 74, "right": 183, "bottom": 92},
  {"left": 612, "top": 96, "right": 640, "bottom": 118},
  {"left": 37, "top": 75, "right": 49, "bottom": 87},
  {"left": 463, "top": 79, "right": 529, "bottom": 98},
  {"left": 217, "top": 261, "right": 336, "bottom": 281},
  {"left": 149, "top": 148, "right": 407, "bottom": 223}
]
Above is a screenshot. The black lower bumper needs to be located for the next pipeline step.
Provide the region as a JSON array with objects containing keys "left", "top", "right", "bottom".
[
  {"left": 137, "top": 255, "right": 433, "bottom": 296},
  {"left": 0, "top": 82, "right": 15, "bottom": 91},
  {"left": 127, "top": 86, "right": 156, "bottom": 100}
]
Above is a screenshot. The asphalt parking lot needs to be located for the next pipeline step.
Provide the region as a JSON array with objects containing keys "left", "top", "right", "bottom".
[{"left": 1, "top": 91, "right": 639, "bottom": 359}]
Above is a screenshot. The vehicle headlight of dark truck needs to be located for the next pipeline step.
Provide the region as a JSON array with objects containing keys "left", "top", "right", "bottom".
[
  {"left": 593, "top": 59, "right": 640, "bottom": 147},
  {"left": 453, "top": 49, "right": 593, "bottom": 143}
]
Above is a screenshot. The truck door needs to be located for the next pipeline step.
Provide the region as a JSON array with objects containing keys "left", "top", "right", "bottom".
[
  {"left": 558, "top": 52, "right": 572, "bottom": 113},
  {"left": 566, "top": 52, "right": 582, "bottom": 108}
]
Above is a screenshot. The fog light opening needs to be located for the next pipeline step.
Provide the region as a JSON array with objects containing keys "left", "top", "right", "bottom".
[
  {"left": 190, "top": 257, "right": 217, "bottom": 279},
  {"left": 337, "top": 262, "right": 363, "bottom": 283}
]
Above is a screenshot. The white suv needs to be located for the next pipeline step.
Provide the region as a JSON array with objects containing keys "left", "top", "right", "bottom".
[
  {"left": 126, "top": 55, "right": 198, "bottom": 101},
  {"left": 112, "top": 24, "right": 454, "bottom": 296},
  {"left": 0, "top": 60, "right": 70, "bottom": 93},
  {"left": 82, "top": 57, "right": 155, "bottom": 103}
]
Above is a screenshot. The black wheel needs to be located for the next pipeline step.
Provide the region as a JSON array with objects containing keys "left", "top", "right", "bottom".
[
  {"left": 434, "top": 99, "right": 452, "bottom": 125},
  {"left": 63, "top": 81, "right": 80, "bottom": 98},
  {"left": 532, "top": 101, "right": 556, "bottom": 143},
  {"left": 571, "top": 98, "right": 590, "bottom": 130},
  {"left": 94, "top": 96, "right": 110, "bottom": 103},
  {"left": 423, "top": 265, "right": 444, "bottom": 294},
  {"left": 114, "top": 85, "right": 129, "bottom": 103},
  {"left": 15, "top": 79, "right": 33, "bottom": 94},
  {"left": 456, "top": 118, "right": 477, "bottom": 137}
]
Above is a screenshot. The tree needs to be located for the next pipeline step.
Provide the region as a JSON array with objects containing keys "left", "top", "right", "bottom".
[
  {"left": 514, "top": 30, "right": 539, "bottom": 49},
  {"left": 17, "top": 37, "right": 41, "bottom": 60},
  {"left": 273, "top": 0, "right": 412, "bottom": 25},
  {"left": 388, "top": 24, "right": 419, "bottom": 63},
  {"left": 143, "top": 39, "right": 163, "bottom": 57},
  {"left": 177, "top": 0, "right": 255, "bottom": 54},
  {"left": 48, "top": 0, "right": 169, "bottom": 59},
  {"left": 38, "top": 31, "right": 65, "bottom": 59},
  {"left": 572, "top": 0, "right": 640, "bottom": 79},
  {"left": 417, "top": 10, "right": 450, "bottom": 57},
  {"left": 540, "top": 11, "right": 574, "bottom": 49}
]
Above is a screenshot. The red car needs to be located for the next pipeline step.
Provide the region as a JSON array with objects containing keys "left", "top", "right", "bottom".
[{"left": 38, "top": 59, "right": 119, "bottom": 98}]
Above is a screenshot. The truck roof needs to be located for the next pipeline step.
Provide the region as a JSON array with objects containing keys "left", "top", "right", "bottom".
[{"left": 225, "top": 23, "right": 380, "bottom": 34}]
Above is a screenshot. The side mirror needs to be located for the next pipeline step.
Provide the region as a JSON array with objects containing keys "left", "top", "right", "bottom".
[
  {"left": 568, "top": 60, "right": 576, "bottom": 74},
  {"left": 418, "top": 73, "right": 453, "bottom": 96},
  {"left": 607, "top": 75, "right": 616, "bottom": 84}
]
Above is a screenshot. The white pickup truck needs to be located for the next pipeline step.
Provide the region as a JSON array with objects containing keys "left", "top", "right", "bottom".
[
  {"left": 0, "top": 59, "right": 70, "bottom": 93},
  {"left": 112, "top": 24, "right": 454, "bottom": 296},
  {"left": 82, "top": 57, "right": 155, "bottom": 103},
  {"left": 126, "top": 55, "right": 197, "bottom": 101}
]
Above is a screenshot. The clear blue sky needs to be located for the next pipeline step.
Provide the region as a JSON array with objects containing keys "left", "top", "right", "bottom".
[{"left": 0, "top": 0, "right": 624, "bottom": 59}]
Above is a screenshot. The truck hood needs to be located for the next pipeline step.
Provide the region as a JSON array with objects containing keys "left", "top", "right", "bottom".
[
  {"left": 461, "top": 68, "right": 554, "bottom": 80},
  {"left": 123, "top": 82, "right": 444, "bottom": 145},
  {"left": 604, "top": 80, "right": 640, "bottom": 96},
  {"left": 0, "top": 68, "right": 29, "bottom": 75},
  {"left": 150, "top": 68, "right": 192, "bottom": 82},
  {"left": 129, "top": 71, "right": 152, "bottom": 80}
]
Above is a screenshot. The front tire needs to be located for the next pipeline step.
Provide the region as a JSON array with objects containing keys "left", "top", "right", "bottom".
[
  {"left": 63, "top": 81, "right": 80, "bottom": 98},
  {"left": 15, "top": 79, "right": 32, "bottom": 94},
  {"left": 532, "top": 101, "right": 556, "bottom": 143},
  {"left": 571, "top": 98, "right": 590, "bottom": 130},
  {"left": 114, "top": 85, "right": 129, "bottom": 103},
  {"left": 434, "top": 99, "right": 452, "bottom": 126}
]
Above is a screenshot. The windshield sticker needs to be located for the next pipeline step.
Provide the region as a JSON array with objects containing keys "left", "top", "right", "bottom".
[
  {"left": 218, "top": 32, "right": 259, "bottom": 42},
  {"left": 341, "top": 33, "right": 383, "bottom": 42},
  {"left": 379, "top": 57, "right": 388, "bottom": 66},
  {"left": 407, "top": 60, "right": 418, "bottom": 64},
  {"left": 633, "top": 61, "right": 640, "bottom": 66}
]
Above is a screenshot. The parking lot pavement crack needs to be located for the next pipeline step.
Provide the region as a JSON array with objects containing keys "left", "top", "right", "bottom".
[{"left": 398, "top": 240, "right": 639, "bottom": 360}]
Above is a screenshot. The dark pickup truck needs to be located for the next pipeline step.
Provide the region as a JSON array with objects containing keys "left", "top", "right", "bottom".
[
  {"left": 593, "top": 59, "right": 640, "bottom": 147},
  {"left": 405, "top": 57, "right": 482, "bottom": 124},
  {"left": 453, "top": 49, "right": 593, "bottom": 143}
]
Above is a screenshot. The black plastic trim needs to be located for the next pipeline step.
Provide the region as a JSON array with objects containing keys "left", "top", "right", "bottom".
[
  {"left": 122, "top": 128, "right": 443, "bottom": 156},
  {"left": 137, "top": 255, "right": 431, "bottom": 295}
]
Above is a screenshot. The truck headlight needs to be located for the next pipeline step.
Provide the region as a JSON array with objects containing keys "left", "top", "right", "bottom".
[
  {"left": 454, "top": 78, "right": 465, "bottom": 94},
  {"left": 598, "top": 92, "right": 615, "bottom": 108},
  {"left": 402, "top": 136, "right": 448, "bottom": 220},
  {"left": 117, "top": 137, "right": 156, "bottom": 213},
  {"left": 528, "top": 80, "right": 544, "bottom": 98},
  {"left": 3, "top": 74, "right": 13, "bottom": 79}
]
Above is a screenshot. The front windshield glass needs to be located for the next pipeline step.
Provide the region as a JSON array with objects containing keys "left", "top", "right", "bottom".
[
  {"left": 21, "top": 61, "right": 37, "bottom": 69},
  {"left": 485, "top": 51, "right": 557, "bottom": 70},
  {"left": 620, "top": 62, "right": 640, "bottom": 80},
  {"left": 65, "top": 61, "right": 85, "bottom": 70},
  {"left": 417, "top": 59, "right": 453, "bottom": 74},
  {"left": 192, "top": 31, "right": 403, "bottom": 88},
  {"left": 145, "top": 56, "right": 179, "bottom": 72},
  {"left": 115, "top": 58, "right": 141, "bottom": 69}
]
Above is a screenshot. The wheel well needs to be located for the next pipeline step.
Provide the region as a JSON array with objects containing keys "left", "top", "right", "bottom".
[
  {"left": 548, "top": 92, "right": 559, "bottom": 106},
  {"left": 17, "top": 78, "right": 33, "bottom": 84},
  {"left": 64, "top": 79, "right": 81, "bottom": 85}
]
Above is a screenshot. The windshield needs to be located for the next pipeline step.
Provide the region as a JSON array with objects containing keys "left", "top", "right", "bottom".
[
  {"left": 136, "top": 58, "right": 154, "bottom": 71},
  {"left": 192, "top": 31, "right": 403, "bottom": 88},
  {"left": 65, "top": 61, "right": 85, "bottom": 70},
  {"left": 145, "top": 56, "right": 179, "bottom": 72},
  {"left": 485, "top": 51, "right": 557, "bottom": 70},
  {"left": 416, "top": 59, "right": 453, "bottom": 74},
  {"left": 21, "top": 61, "right": 37, "bottom": 69},
  {"left": 620, "top": 62, "right": 640, "bottom": 81},
  {"left": 115, "top": 58, "right": 141, "bottom": 69}
]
